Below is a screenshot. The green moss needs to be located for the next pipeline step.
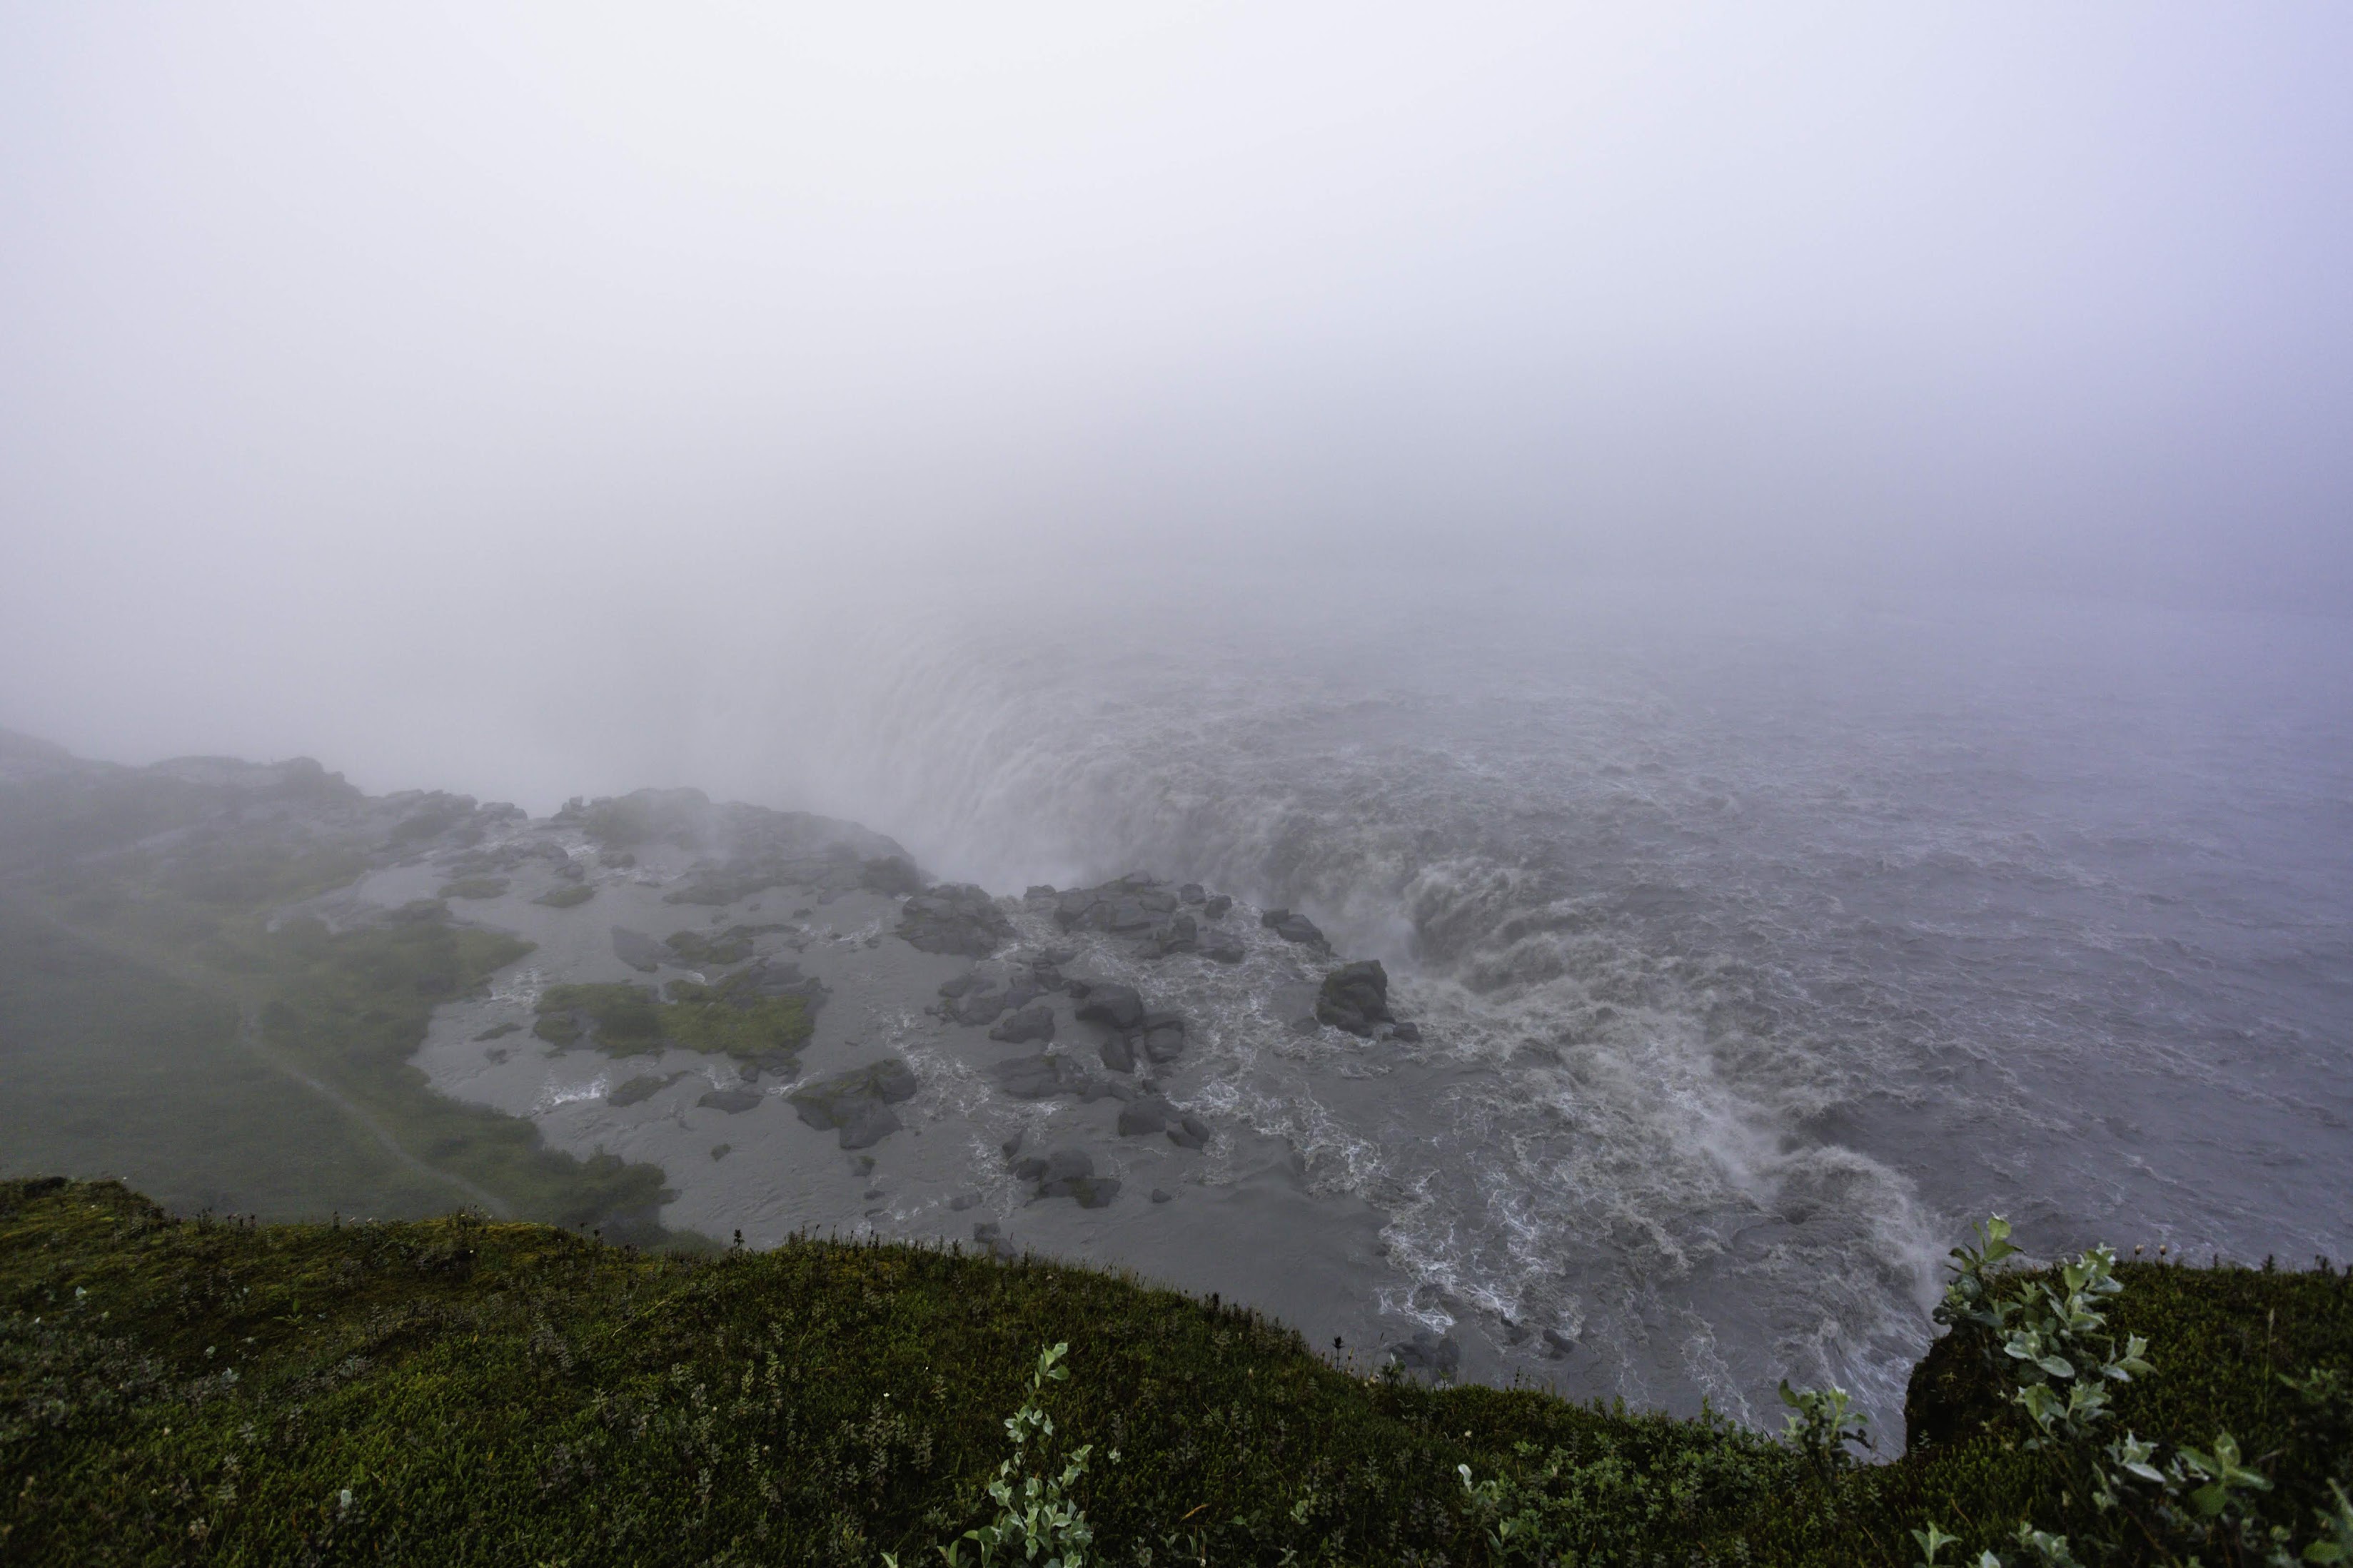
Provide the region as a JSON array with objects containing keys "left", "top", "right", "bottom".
[
  {"left": 163, "top": 842, "right": 368, "bottom": 906},
  {"left": 532, "top": 884, "right": 595, "bottom": 909},
  {"left": 535, "top": 983, "right": 666, "bottom": 1054},
  {"left": 435, "top": 876, "right": 510, "bottom": 900},
  {"left": 0, "top": 854, "right": 672, "bottom": 1244}
]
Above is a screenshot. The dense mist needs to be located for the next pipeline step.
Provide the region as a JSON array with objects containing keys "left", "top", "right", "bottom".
[{"left": 4, "top": 4, "right": 2352, "bottom": 805}]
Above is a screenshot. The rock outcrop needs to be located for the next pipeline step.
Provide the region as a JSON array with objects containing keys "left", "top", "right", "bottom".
[
  {"left": 896, "top": 884, "right": 1014, "bottom": 958},
  {"left": 787, "top": 1060, "right": 918, "bottom": 1148},
  {"left": 1315, "top": 960, "right": 1392, "bottom": 1036}
]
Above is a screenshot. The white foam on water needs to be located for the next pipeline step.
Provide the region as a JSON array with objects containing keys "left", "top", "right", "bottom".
[{"left": 652, "top": 574, "right": 2353, "bottom": 1432}]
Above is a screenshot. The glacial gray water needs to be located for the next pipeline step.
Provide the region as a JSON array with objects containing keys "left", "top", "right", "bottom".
[{"left": 657, "top": 572, "right": 2353, "bottom": 1432}]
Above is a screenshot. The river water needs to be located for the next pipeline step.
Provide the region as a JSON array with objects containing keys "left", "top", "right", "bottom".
[{"left": 677, "top": 571, "right": 2353, "bottom": 1430}]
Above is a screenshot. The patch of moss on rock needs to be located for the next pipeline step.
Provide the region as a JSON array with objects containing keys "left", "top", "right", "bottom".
[
  {"left": 663, "top": 924, "right": 782, "bottom": 967},
  {"left": 535, "top": 983, "right": 666, "bottom": 1054}
]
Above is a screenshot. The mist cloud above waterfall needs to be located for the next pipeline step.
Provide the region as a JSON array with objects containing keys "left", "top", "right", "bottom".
[{"left": 3, "top": 4, "right": 2350, "bottom": 797}]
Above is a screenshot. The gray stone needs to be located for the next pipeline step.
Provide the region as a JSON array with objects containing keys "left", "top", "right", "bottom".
[
  {"left": 989, "top": 1004, "right": 1055, "bottom": 1044},
  {"left": 1202, "top": 894, "right": 1233, "bottom": 919},
  {"left": 1167, "top": 1115, "right": 1211, "bottom": 1150},
  {"left": 1097, "top": 1034, "right": 1136, "bottom": 1073},
  {"left": 1259, "top": 909, "right": 1329, "bottom": 950},
  {"left": 787, "top": 1059, "right": 918, "bottom": 1148},
  {"left": 992, "top": 1053, "right": 1107, "bottom": 1101},
  {"left": 1201, "top": 935, "right": 1246, "bottom": 964},
  {"left": 696, "top": 1087, "right": 765, "bottom": 1114},
  {"left": 954, "top": 990, "right": 1009, "bottom": 1026},
  {"left": 1117, "top": 1097, "right": 1176, "bottom": 1136},
  {"left": 606, "top": 1073, "right": 673, "bottom": 1108},
  {"left": 1151, "top": 1188, "right": 1174, "bottom": 1203},
  {"left": 896, "top": 884, "right": 1014, "bottom": 958},
  {"left": 1074, "top": 983, "right": 1145, "bottom": 1031},
  {"left": 1389, "top": 1021, "right": 1422, "bottom": 1043}
]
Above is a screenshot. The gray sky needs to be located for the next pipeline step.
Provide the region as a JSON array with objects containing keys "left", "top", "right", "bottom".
[{"left": 4, "top": 4, "right": 2349, "bottom": 794}]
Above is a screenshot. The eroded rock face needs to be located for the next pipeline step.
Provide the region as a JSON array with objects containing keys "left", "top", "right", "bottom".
[
  {"left": 1316, "top": 960, "right": 1393, "bottom": 1037},
  {"left": 787, "top": 1059, "right": 918, "bottom": 1148},
  {"left": 896, "top": 884, "right": 1014, "bottom": 958}
]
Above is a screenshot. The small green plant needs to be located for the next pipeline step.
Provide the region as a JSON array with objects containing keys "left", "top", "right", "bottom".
[
  {"left": 1778, "top": 1380, "right": 1868, "bottom": 1482},
  {"left": 923, "top": 1342, "right": 1098, "bottom": 1568}
]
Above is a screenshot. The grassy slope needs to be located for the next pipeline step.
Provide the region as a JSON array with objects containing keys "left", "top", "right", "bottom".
[
  {"left": 0, "top": 904, "right": 451, "bottom": 1221},
  {"left": 0, "top": 842, "right": 671, "bottom": 1243},
  {"left": 4, "top": 1180, "right": 2348, "bottom": 1567}
]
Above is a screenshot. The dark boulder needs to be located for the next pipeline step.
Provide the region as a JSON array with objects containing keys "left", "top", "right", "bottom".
[
  {"left": 1098, "top": 1035, "right": 1136, "bottom": 1073},
  {"left": 787, "top": 1059, "right": 918, "bottom": 1148},
  {"left": 1316, "top": 961, "right": 1393, "bottom": 1037},
  {"left": 1201, "top": 934, "right": 1246, "bottom": 964},
  {"left": 1202, "top": 894, "right": 1233, "bottom": 919},
  {"left": 1116, "top": 1097, "right": 1176, "bottom": 1136},
  {"left": 1179, "top": 884, "right": 1205, "bottom": 906},
  {"left": 695, "top": 1087, "right": 765, "bottom": 1114},
  {"left": 993, "top": 1053, "right": 1107, "bottom": 1101},
  {"left": 989, "top": 1005, "right": 1056, "bottom": 1045},
  {"left": 1014, "top": 1148, "right": 1119, "bottom": 1208},
  {"left": 937, "top": 974, "right": 977, "bottom": 999},
  {"left": 1389, "top": 1021, "right": 1423, "bottom": 1043},
  {"left": 896, "top": 884, "right": 1014, "bottom": 958},
  {"left": 1074, "top": 983, "right": 1145, "bottom": 1031},
  {"left": 1260, "top": 909, "right": 1329, "bottom": 950},
  {"left": 1140, "top": 1013, "right": 1188, "bottom": 1063},
  {"left": 1167, "top": 1114, "right": 1211, "bottom": 1150},
  {"left": 954, "top": 990, "right": 1009, "bottom": 1027}
]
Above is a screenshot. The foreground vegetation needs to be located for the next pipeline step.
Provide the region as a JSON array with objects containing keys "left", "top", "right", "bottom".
[{"left": 3, "top": 1180, "right": 2346, "bottom": 1566}]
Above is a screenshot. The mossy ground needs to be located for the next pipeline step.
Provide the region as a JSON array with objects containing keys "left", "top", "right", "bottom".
[
  {"left": 533, "top": 979, "right": 812, "bottom": 1060},
  {"left": 0, "top": 843, "right": 671, "bottom": 1242},
  {"left": 3, "top": 1178, "right": 2347, "bottom": 1567}
]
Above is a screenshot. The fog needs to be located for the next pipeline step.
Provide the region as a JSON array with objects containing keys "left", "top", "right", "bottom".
[{"left": 4, "top": 4, "right": 2351, "bottom": 806}]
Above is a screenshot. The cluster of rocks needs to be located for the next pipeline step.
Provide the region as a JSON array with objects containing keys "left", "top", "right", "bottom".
[
  {"left": 787, "top": 1059, "right": 918, "bottom": 1149},
  {"left": 1038, "top": 875, "right": 1244, "bottom": 963},
  {"left": 1114, "top": 1096, "right": 1211, "bottom": 1149},
  {"left": 896, "top": 883, "right": 1016, "bottom": 957},
  {"left": 541, "top": 786, "right": 916, "bottom": 908},
  {"left": 934, "top": 963, "right": 1061, "bottom": 1034},
  {"left": 1004, "top": 1140, "right": 1120, "bottom": 1208}
]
